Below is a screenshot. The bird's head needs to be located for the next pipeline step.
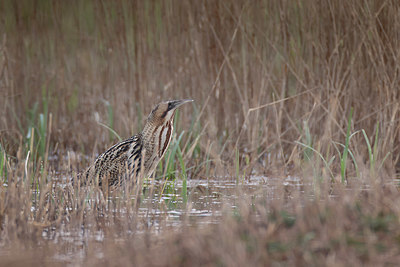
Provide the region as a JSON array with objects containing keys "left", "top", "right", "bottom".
[{"left": 144, "top": 99, "right": 193, "bottom": 129}]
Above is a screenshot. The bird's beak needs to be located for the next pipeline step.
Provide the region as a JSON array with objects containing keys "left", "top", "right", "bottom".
[{"left": 168, "top": 99, "right": 193, "bottom": 111}]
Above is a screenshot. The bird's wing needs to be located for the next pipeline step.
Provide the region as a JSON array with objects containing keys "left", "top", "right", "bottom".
[{"left": 84, "top": 135, "right": 141, "bottom": 187}]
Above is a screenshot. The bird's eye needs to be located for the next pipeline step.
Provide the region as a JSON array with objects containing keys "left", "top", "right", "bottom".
[{"left": 167, "top": 102, "right": 172, "bottom": 110}]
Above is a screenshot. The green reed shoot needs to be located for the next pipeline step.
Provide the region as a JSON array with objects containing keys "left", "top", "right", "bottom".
[
  {"left": 167, "top": 132, "right": 185, "bottom": 179},
  {"left": 0, "top": 144, "right": 7, "bottom": 182},
  {"left": 362, "top": 121, "right": 382, "bottom": 178},
  {"left": 96, "top": 101, "right": 121, "bottom": 142},
  {"left": 177, "top": 146, "right": 187, "bottom": 205},
  {"left": 235, "top": 147, "right": 240, "bottom": 184},
  {"left": 340, "top": 108, "right": 353, "bottom": 183},
  {"left": 25, "top": 97, "right": 48, "bottom": 166},
  {"left": 38, "top": 113, "right": 47, "bottom": 161},
  {"left": 302, "top": 121, "right": 313, "bottom": 161},
  {"left": 295, "top": 141, "right": 334, "bottom": 181},
  {"left": 332, "top": 140, "right": 359, "bottom": 179},
  {"left": 296, "top": 120, "right": 335, "bottom": 181},
  {"left": 160, "top": 131, "right": 185, "bottom": 180},
  {"left": 103, "top": 100, "right": 117, "bottom": 142}
]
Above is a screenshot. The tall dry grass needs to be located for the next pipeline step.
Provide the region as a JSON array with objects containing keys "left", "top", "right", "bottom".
[
  {"left": 0, "top": 0, "right": 400, "bottom": 265},
  {"left": 1, "top": 0, "right": 398, "bottom": 176}
]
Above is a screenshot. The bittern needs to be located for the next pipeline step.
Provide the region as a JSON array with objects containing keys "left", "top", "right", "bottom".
[{"left": 80, "top": 99, "right": 193, "bottom": 189}]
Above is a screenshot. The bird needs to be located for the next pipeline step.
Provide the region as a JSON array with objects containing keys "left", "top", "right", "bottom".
[{"left": 79, "top": 99, "right": 193, "bottom": 190}]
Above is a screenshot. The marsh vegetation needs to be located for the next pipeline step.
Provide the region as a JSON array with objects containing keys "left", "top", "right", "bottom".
[{"left": 0, "top": 0, "right": 400, "bottom": 265}]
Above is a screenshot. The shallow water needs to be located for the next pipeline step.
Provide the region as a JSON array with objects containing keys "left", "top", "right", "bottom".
[
  {"left": 135, "top": 175, "right": 303, "bottom": 227},
  {"left": 32, "top": 175, "right": 304, "bottom": 263}
]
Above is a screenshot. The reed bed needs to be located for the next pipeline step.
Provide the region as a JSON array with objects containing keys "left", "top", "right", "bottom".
[{"left": 0, "top": 0, "right": 399, "bottom": 265}]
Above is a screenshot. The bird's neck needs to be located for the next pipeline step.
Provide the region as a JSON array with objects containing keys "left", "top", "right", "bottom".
[
  {"left": 141, "top": 119, "right": 174, "bottom": 154},
  {"left": 139, "top": 118, "right": 174, "bottom": 177}
]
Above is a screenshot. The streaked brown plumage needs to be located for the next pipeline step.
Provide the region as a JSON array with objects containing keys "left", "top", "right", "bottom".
[{"left": 80, "top": 99, "right": 193, "bottom": 190}]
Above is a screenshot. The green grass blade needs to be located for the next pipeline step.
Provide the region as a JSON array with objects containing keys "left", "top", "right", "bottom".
[
  {"left": 96, "top": 121, "right": 122, "bottom": 142},
  {"left": 295, "top": 141, "right": 334, "bottom": 180},
  {"left": 177, "top": 146, "right": 187, "bottom": 205},
  {"left": 165, "top": 131, "right": 185, "bottom": 179},
  {"left": 372, "top": 121, "right": 379, "bottom": 173},
  {"left": 333, "top": 141, "right": 359, "bottom": 178},
  {"left": 235, "top": 147, "right": 240, "bottom": 184},
  {"left": 361, "top": 129, "right": 373, "bottom": 171},
  {"left": 341, "top": 108, "right": 353, "bottom": 183}
]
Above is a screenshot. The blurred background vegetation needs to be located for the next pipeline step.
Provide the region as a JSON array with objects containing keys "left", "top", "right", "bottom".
[{"left": 0, "top": 0, "right": 399, "bottom": 179}]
